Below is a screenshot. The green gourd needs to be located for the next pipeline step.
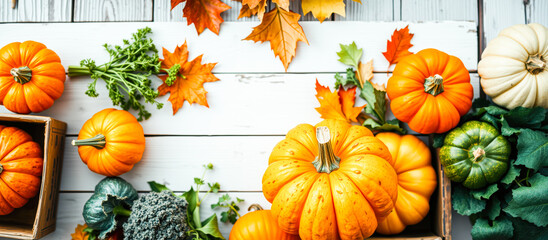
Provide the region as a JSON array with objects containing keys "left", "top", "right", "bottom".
[
  {"left": 440, "top": 121, "right": 510, "bottom": 189},
  {"left": 83, "top": 177, "right": 138, "bottom": 239}
]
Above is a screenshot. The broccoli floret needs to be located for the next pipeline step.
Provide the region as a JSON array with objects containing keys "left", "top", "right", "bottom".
[{"left": 123, "top": 191, "right": 189, "bottom": 240}]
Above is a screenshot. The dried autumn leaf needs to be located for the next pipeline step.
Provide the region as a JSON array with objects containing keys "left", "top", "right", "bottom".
[
  {"left": 172, "top": 0, "right": 231, "bottom": 35},
  {"left": 159, "top": 42, "right": 219, "bottom": 115},
  {"left": 244, "top": 7, "right": 309, "bottom": 71},
  {"left": 236, "top": 0, "right": 267, "bottom": 19},
  {"left": 71, "top": 224, "right": 89, "bottom": 240},
  {"left": 382, "top": 25, "right": 414, "bottom": 68},
  {"left": 355, "top": 59, "right": 373, "bottom": 88},
  {"left": 339, "top": 86, "right": 366, "bottom": 122},
  {"left": 273, "top": 0, "right": 290, "bottom": 10},
  {"left": 315, "top": 80, "right": 363, "bottom": 123},
  {"left": 301, "top": 0, "right": 346, "bottom": 23}
]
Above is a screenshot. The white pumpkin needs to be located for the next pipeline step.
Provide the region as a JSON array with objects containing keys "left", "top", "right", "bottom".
[{"left": 478, "top": 23, "right": 548, "bottom": 109}]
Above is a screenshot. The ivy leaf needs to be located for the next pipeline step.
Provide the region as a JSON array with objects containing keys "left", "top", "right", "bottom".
[
  {"left": 471, "top": 217, "right": 513, "bottom": 240},
  {"left": 452, "top": 183, "right": 486, "bottom": 216},
  {"left": 504, "top": 173, "right": 548, "bottom": 227},
  {"left": 500, "top": 160, "right": 521, "bottom": 186},
  {"left": 471, "top": 184, "right": 499, "bottom": 200},
  {"left": 511, "top": 216, "right": 548, "bottom": 240},
  {"left": 336, "top": 42, "right": 362, "bottom": 68},
  {"left": 515, "top": 129, "right": 548, "bottom": 171},
  {"left": 147, "top": 181, "right": 171, "bottom": 193}
]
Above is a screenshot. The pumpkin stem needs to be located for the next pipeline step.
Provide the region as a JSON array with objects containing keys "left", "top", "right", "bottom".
[
  {"left": 112, "top": 205, "right": 132, "bottom": 217},
  {"left": 424, "top": 74, "right": 444, "bottom": 96},
  {"left": 72, "top": 134, "right": 106, "bottom": 149},
  {"left": 248, "top": 204, "right": 264, "bottom": 212},
  {"left": 10, "top": 66, "right": 32, "bottom": 84},
  {"left": 526, "top": 54, "right": 546, "bottom": 74},
  {"left": 312, "top": 127, "right": 340, "bottom": 174},
  {"left": 472, "top": 148, "right": 485, "bottom": 163}
]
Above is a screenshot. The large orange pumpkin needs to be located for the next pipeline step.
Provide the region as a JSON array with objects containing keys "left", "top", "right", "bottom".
[
  {"left": 230, "top": 204, "right": 300, "bottom": 240},
  {"left": 72, "top": 108, "right": 145, "bottom": 176},
  {"left": 375, "top": 133, "right": 437, "bottom": 235},
  {"left": 0, "top": 41, "right": 66, "bottom": 113},
  {"left": 0, "top": 125, "right": 43, "bottom": 215},
  {"left": 387, "top": 48, "right": 473, "bottom": 134},
  {"left": 263, "top": 119, "right": 398, "bottom": 240}
]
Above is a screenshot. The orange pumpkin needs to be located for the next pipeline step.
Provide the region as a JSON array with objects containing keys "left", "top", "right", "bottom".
[
  {"left": 230, "top": 204, "right": 300, "bottom": 240},
  {"left": 72, "top": 108, "right": 145, "bottom": 176},
  {"left": 375, "top": 133, "right": 437, "bottom": 235},
  {"left": 0, "top": 41, "right": 66, "bottom": 113},
  {"left": 263, "top": 119, "right": 398, "bottom": 240},
  {"left": 0, "top": 125, "right": 43, "bottom": 215},
  {"left": 387, "top": 48, "right": 473, "bottom": 134}
]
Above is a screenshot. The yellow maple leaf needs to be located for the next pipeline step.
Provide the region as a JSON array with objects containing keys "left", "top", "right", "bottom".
[
  {"left": 71, "top": 224, "right": 89, "bottom": 240},
  {"left": 236, "top": 0, "right": 267, "bottom": 20},
  {"left": 244, "top": 7, "right": 309, "bottom": 71},
  {"left": 356, "top": 59, "right": 373, "bottom": 88},
  {"left": 301, "top": 0, "right": 346, "bottom": 23},
  {"left": 315, "top": 80, "right": 364, "bottom": 123}
]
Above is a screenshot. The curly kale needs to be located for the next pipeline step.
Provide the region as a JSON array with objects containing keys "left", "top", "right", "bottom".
[
  {"left": 123, "top": 191, "right": 189, "bottom": 240},
  {"left": 67, "top": 27, "right": 163, "bottom": 121}
]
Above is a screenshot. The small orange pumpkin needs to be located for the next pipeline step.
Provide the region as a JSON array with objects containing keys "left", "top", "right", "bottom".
[
  {"left": 263, "top": 119, "right": 398, "bottom": 240},
  {"left": 375, "top": 132, "right": 437, "bottom": 235},
  {"left": 387, "top": 48, "right": 473, "bottom": 134},
  {"left": 0, "top": 125, "right": 43, "bottom": 215},
  {"left": 0, "top": 41, "right": 66, "bottom": 113},
  {"left": 72, "top": 108, "right": 145, "bottom": 176},
  {"left": 229, "top": 204, "right": 300, "bottom": 240}
]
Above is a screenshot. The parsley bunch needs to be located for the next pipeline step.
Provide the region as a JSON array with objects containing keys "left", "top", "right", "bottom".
[{"left": 68, "top": 27, "right": 163, "bottom": 121}]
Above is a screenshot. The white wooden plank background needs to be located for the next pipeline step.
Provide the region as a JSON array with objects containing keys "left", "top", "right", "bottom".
[{"left": 2, "top": 1, "right": 547, "bottom": 239}]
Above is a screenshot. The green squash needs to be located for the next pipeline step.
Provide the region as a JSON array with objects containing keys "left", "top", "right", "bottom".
[
  {"left": 83, "top": 177, "right": 138, "bottom": 239},
  {"left": 440, "top": 121, "right": 510, "bottom": 189}
]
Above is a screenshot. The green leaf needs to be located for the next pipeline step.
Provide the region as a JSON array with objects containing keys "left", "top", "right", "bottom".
[
  {"left": 337, "top": 42, "right": 362, "bottom": 68},
  {"left": 500, "top": 160, "right": 521, "bottom": 186},
  {"left": 485, "top": 197, "right": 502, "bottom": 221},
  {"left": 483, "top": 106, "right": 509, "bottom": 116},
  {"left": 363, "top": 118, "right": 406, "bottom": 134},
  {"left": 183, "top": 187, "right": 200, "bottom": 229},
  {"left": 194, "top": 177, "right": 205, "bottom": 185},
  {"left": 432, "top": 133, "right": 447, "bottom": 148},
  {"left": 147, "top": 181, "right": 171, "bottom": 193},
  {"left": 471, "top": 184, "right": 499, "bottom": 200},
  {"left": 197, "top": 214, "right": 225, "bottom": 240},
  {"left": 511, "top": 216, "right": 548, "bottom": 240},
  {"left": 504, "top": 173, "right": 548, "bottom": 227},
  {"left": 471, "top": 217, "right": 513, "bottom": 240},
  {"left": 334, "top": 68, "right": 359, "bottom": 89},
  {"left": 505, "top": 107, "right": 546, "bottom": 129},
  {"left": 480, "top": 113, "right": 502, "bottom": 131},
  {"left": 515, "top": 129, "right": 548, "bottom": 171},
  {"left": 452, "top": 183, "right": 486, "bottom": 216},
  {"left": 360, "top": 80, "right": 386, "bottom": 123},
  {"left": 501, "top": 116, "right": 522, "bottom": 136}
]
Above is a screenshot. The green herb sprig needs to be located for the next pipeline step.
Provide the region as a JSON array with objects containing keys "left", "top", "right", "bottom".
[{"left": 68, "top": 27, "right": 164, "bottom": 121}]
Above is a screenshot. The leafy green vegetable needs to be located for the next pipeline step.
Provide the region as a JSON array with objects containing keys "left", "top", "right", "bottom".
[
  {"left": 211, "top": 194, "right": 244, "bottom": 224},
  {"left": 452, "top": 183, "right": 486, "bottom": 216},
  {"left": 515, "top": 129, "right": 548, "bottom": 171},
  {"left": 471, "top": 184, "right": 499, "bottom": 200},
  {"left": 503, "top": 173, "right": 548, "bottom": 227},
  {"left": 511, "top": 217, "right": 548, "bottom": 240},
  {"left": 336, "top": 42, "right": 362, "bottom": 69},
  {"left": 67, "top": 27, "right": 164, "bottom": 121},
  {"left": 471, "top": 217, "right": 513, "bottom": 240},
  {"left": 500, "top": 160, "right": 521, "bottom": 186},
  {"left": 485, "top": 197, "right": 501, "bottom": 221}
]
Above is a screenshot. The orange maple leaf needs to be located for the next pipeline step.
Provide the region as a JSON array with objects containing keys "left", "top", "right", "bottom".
[
  {"left": 382, "top": 25, "right": 414, "bottom": 68},
  {"left": 172, "top": 0, "right": 231, "bottom": 35},
  {"left": 159, "top": 42, "right": 219, "bottom": 115},
  {"left": 315, "top": 80, "right": 364, "bottom": 123},
  {"left": 235, "top": 0, "right": 267, "bottom": 19},
  {"left": 244, "top": 7, "right": 309, "bottom": 71},
  {"left": 301, "top": 0, "right": 346, "bottom": 23},
  {"left": 71, "top": 224, "right": 89, "bottom": 240}
]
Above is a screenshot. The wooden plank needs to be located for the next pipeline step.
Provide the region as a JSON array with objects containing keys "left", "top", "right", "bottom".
[
  {"left": 40, "top": 192, "right": 270, "bottom": 239},
  {"left": 401, "top": 0, "right": 478, "bottom": 22},
  {"left": 526, "top": 0, "right": 548, "bottom": 26},
  {"left": 73, "top": 0, "right": 153, "bottom": 21},
  {"left": 334, "top": 0, "right": 394, "bottom": 21},
  {"left": 0, "top": 0, "right": 72, "bottom": 22},
  {"left": 0, "top": 22, "right": 478, "bottom": 72},
  {"left": 483, "top": 0, "right": 525, "bottom": 45},
  {"left": 0, "top": 73, "right": 480, "bottom": 135}
]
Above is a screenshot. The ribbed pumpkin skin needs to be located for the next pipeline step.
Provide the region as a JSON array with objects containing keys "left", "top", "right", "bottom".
[
  {"left": 76, "top": 109, "right": 145, "bottom": 176},
  {"left": 387, "top": 48, "right": 474, "bottom": 134},
  {"left": 0, "top": 125, "right": 43, "bottom": 215},
  {"left": 230, "top": 210, "right": 300, "bottom": 240},
  {"left": 0, "top": 41, "right": 65, "bottom": 113},
  {"left": 375, "top": 133, "right": 437, "bottom": 235},
  {"left": 263, "top": 119, "right": 398, "bottom": 240},
  {"left": 478, "top": 23, "right": 548, "bottom": 109},
  {"left": 440, "top": 121, "right": 510, "bottom": 189}
]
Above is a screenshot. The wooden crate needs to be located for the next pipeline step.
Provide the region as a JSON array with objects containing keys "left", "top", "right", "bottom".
[{"left": 0, "top": 114, "right": 67, "bottom": 239}]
